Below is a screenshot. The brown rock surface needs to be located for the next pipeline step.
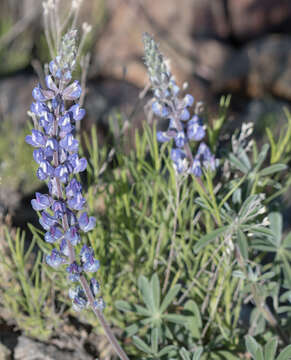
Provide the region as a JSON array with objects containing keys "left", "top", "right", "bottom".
[
  {"left": 228, "top": 0, "right": 291, "bottom": 41},
  {"left": 214, "top": 35, "right": 291, "bottom": 100}
]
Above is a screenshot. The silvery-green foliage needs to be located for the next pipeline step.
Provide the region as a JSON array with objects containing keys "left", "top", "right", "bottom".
[{"left": 245, "top": 336, "right": 291, "bottom": 360}]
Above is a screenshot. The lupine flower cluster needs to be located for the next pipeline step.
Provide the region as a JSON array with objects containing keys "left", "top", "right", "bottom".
[
  {"left": 143, "top": 33, "right": 216, "bottom": 176},
  {"left": 26, "top": 30, "right": 104, "bottom": 312}
]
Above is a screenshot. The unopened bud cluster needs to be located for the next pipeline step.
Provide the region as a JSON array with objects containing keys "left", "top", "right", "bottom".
[
  {"left": 143, "top": 33, "right": 216, "bottom": 176},
  {"left": 26, "top": 31, "right": 104, "bottom": 312}
]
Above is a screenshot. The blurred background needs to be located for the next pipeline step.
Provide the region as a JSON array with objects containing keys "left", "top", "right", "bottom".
[
  {"left": 1, "top": 0, "right": 291, "bottom": 222},
  {"left": 0, "top": 0, "right": 291, "bottom": 358}
]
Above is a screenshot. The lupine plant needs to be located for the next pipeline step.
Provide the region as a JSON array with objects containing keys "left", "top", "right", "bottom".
[
  {"left": 1, "top": 3, "right": 291, "bottom": 360},
  {"left": 143, "top": 33, "right": 216, "bottom": 177},
  {"left": 25, "top": 28, "right": 129, "bottom": 360}
]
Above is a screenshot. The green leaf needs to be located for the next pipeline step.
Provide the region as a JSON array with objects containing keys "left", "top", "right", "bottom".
[
  {"left": 184, "top": 300, "right": 202, "bottom": 338},
  {"left": 194, "top": 226, "right": 229, "bottom": 253},
  {"left": 264, "top": 338, "right": 277, "bottom": 360},
  {"left": 255, "top": 346, "right": 264, "bottom": 360},
  {"left": 253, "top": 144, "right": 269, "bottom": 172},
  {"left": 229, "top": 153, "right": 249, "bottom": 173},
  {"left": 125, "top": 323, "right": 139, "bottom": 337},
  {"left": 245, "top": 335, "right": 259, "bottom": 357},
  {"left": 115, "top": 300, "right": 133, "bottom": 312},
  {"left": 232, "top": 270, "right": 246, "bottom": 279},
  {"left": 135, "top": 304, "right": 151, "bottom": 316},
  {"left": 151, "top": 273, "right": 161, "bottom": 311},
  {"left": 277, "top": 345, "right": 291, "bottom": 360},
  {"left": 138, "top": 275, "right": 155, "bottom": 311},
  {"left": 163, "top": 314, "right": 186, "bottom": 325},
  {"left": 179, "top": 348, "right": 191, "bottom": 360},
  {"left": 160, "top": 284, "right": 181, "bottom": 313},
  {"left": 193, "top": 347, "right": 203, "bottom": 360},
  {"left": 237, "top": 229, "right": 248, "bottom": 259},
  {"left": 269, "top": 212, "right": 282, "bottom": 246},
  {"left": 151, "top": 327, "right": 158, "bottom": 354},
  {"left": 259, "top": 164, "right": 287, "bottom": 176},
  {"left": 157, "top": 345, "right": 177, "bottom": 357},
  {"left": 133, "top": 336, "right": 153, "bottom": 354}
]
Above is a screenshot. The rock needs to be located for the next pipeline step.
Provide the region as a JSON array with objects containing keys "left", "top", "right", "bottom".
[
  {"left": 92, "top": 0, "right": 203, "bottom": 86},
  {"left": 0, "top": 343, "right": 11, "bottom": 360},
  {"left": 191, "top": 0, "right": 230, "bottom": 39},
  {"left": 14, "top": 335, "right": 93, "bottom": 360},
  {"left": 228, "top": 0, "right": 291, "bottom": 41},
  {"left": 214, "top": 35, "right": 291, "bottom": 100}
]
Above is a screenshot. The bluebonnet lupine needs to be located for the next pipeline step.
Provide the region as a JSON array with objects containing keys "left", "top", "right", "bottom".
[
  {"left": 26, "top": 30, "right": 105, "bottom": 312},
  {"left": 143, "top": 33, "right": 217, "bottom": 176}
]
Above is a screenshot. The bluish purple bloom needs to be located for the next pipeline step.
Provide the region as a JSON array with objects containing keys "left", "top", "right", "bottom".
[
  {"left": 175, "top": 131, "right": 186, "bottom": 148},
  {"left": 46, "top": 249, "right": 65, "bottom": 268},
  {"left": 62, "top": 80, "right": 82, "bottom": 100},
  {"left": 25, "top": 130, "right": 46, "bottom": 148},
  {"left": 66, "top": 261, "right": 82, "bottom": 282},
  {"left": 52, "top": 201, "right": 66, "bottom": 218},
  {"left": 69, "top": 286, "right": 88, "bottom": 311},
  {"left": 31, "top": 193, "right": 51, "bottom": 211},
  {"left": 93, "top": 298, "right": 106, "bottom": 311},
  {"left": 65, "top": 226, "right": 81, "bottom": 246},
  {"left": 45, "top": 226, "right": 63, "bottom": 243},
  {"left": 190, "top": 158, "right": 202, "bottom": 177},
  {"left": 80, "top": 245, "right": 94, "bottom": 263},
  {"left": 39, "top": 211, "right": 57, "bottom": 230},
  {"left": 69, "top": 104, "right": 85, "bottom": 121},
  {"left": 60, "top": 238, "right": 70, "bottom": 256},
  {"left": 143, "top": 32, "right": 217, "bottom": 176},
  {"left": 83, "top": 257, "right": 100, "bottom": 273},
  {"left": 33, "top": 149, "right": 45, "bottom": 164},
  {"left": 152, "top": 101, "right": 170, "bottom": 118},
  {"left": 37, "top": 160, "right": 54, "bottom": 180},
  {"left": 26, "top": 30, "right": 103, "bottom": 312},
  {"left": 59, "top": 113, "right": 74, "bottom": 135},
  {"left": 79, "top": 213, "right": 96, "bottom": 232},
  {"left": 66, "top": 179, "right": 82, "bottom": 198},
  {"left": 32, "top": 84, "right": 47, "bottom": 102},
  {"left": 180, "top": 108, "right": 190, "bottom": 121},
  {"left": 67, "top": 193, "right": 86, "bottom": 210},
  {"left": 54, "top": 163, "right": 72, "bottom": 183},
  {"left": 90, "top": 278, "right": 100, "bottom": 297},
  {"left": 187, "top": 116, "right": 205, "bottom": 141},
  {"left": 69, "top": 154, "right": 87, "bottom": 173},
  {"left": 59, "top": 134, "right": 79, "bottom": 153},
  {"left": 183, "top": 94, "right": 194, "bottom": 107}
]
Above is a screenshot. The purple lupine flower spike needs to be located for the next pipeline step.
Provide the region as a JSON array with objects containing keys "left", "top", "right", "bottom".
[
  {"left": 26, "top": 30, "right": 104, "bottom": 313},
  {"left": 143, "top": 33, "right": 217, "bottom": 176}
]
